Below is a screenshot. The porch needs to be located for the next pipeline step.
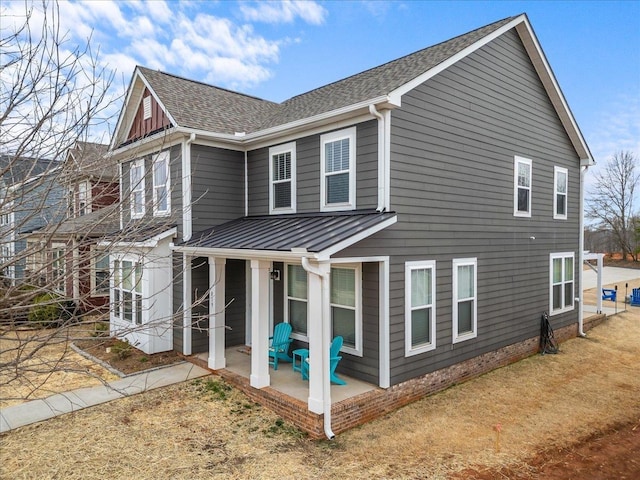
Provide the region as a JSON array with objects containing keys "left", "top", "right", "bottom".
[{"left": 193, "top": 347, "right": 377, "bottom": 404}]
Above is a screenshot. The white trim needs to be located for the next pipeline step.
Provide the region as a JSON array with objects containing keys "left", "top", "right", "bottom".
[
  {"left": 549, "top": 251, "right": 575, "bottom": 315},
  {"left": 103, "top": 227, "right": 177, "bottom": 250},
  {"left": 182, "top": 134, "right": 194, "bottom": 241},
  {"left": 317, "top": 215, "right": 397, "bottom": 260},
  {"left": 130, "top": 158, "right": 145, "bottom": 219},
  {"left": 329, "top": 263, "right": 362, "bottom": 356},
  {"left": 284, "top": 263, "right": 308, "bottom": 341},
  {"left": 269, "top": 142, "right": 297, "bottom": 214},
  {"left": 152, "top": 150, "right": 171, "bottom": 217},
  {"left": 553, "top": 166, "right": 568, "bottom": 220},
  {"left": 405, "top": 260, "right": 436, "bottom": 356},
  {"left": 452, "top": 257, "right": 478, "bottom": 344},
  {"left": 90, "top": 246, "right": 110, "bottom": 297},
  {"left": 378, "top": 257, "right": 390, "bottom": 389},
  {"left": 320, "top": 127, "right": 357, "bottom": 212},
  {"left": 513, "top": 156, "right": 532, "bottom": 217}
]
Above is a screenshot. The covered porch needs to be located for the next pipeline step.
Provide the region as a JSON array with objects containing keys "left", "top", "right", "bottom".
[{"left": 173, "top": 210, "right": 397, "bottom": 437}]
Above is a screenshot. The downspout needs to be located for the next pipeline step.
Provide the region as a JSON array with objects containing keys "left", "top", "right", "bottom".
[
  {"left": 183, "top": 133, "right": 196, "bottom": 241},
  {"left": 301, "top": 256, "right": 335, "bottom": 440},
  {"left": 577, "top": 165, "right": 588, "bottom": 337},
  {"left": 244, "top": 151, "right": 248, "bottom": 217},
  {"left": 369, "top": 104, "right": 386, "bottom": 212}
]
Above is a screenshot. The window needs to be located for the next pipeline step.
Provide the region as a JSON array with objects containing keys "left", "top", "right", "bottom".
[
  {"left": 78, "top": 181, "right": 88, "bottom": 216},
  {"left": 143, "top": 96, "right": 152, "bottom": 120},
  {"left": 52, "top": 247, "right": 65, "bottom": 293},
  {"left": 114, "top": 259, "right": 143, "bottom": 324},
  {"left": 92, "top": 249, "right": 110, "bottom": 296},
  {"left": 286, "top": 264, "right": 307, "bottom": 338},
  {"left": 453, "top": 258, "right": 477, "bottom": 343},
  {"left": 0, "top": 213, "right": 8, "bottom": 226},
  {"left": 269, "top": 142, "right": 296, "bottom": 213},
  {"left": 514, "top": 156, "right": 532, "bottom": 217},
  {"left": 130, "top": 159, "right": 145, "bottom": 218},
  {"left": 405, "top": 261, "right": 436, "bottom": 355},
  {"left": 0, "top": 244, "right": 10, "bottom": 278},
  {"left": 550, "top": 252, "right": 574, "bottom": 315},
  {"left": 330, "top": 264, "right": 361, "bottom": 355},
  {"left": 67, "top": 189, "right": 75, "bottom": 218},
  {"left": 153, "top": 151, "right": 170, "bottom": 216},
  {"left": 321, "top": 127, "right": 356, "bottom": 211},
  {"left": 554, "top": 166, "right": 568, "bottom": 219}
]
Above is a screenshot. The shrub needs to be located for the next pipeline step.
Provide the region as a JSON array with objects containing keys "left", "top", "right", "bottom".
[
  {"left": 28, "top": 293, "right": 75, "bottom": 328},
  {"left": 110, "top": 339, "right": 133, "bottom": 360},
  {"left": 91, "top": 321, "right": 110, "bottom": 337}
]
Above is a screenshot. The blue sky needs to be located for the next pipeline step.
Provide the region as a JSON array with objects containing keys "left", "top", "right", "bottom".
[{"left": 3, "top": 0, "right": 639, "bottom": 179}]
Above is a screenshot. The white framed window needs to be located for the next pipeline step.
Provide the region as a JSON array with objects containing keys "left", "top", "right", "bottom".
[
  {"left": 269, "top": 142, "right": 296, "bottom": 214},
  {"left": 52, "top": 246, "right": 66, "bottom": 294},
  {"left": 78, "top": 181, "right": 89, "bottom": 216},
  {"left": 91, "top": 248, "right": 110, "bottom": 296},
  {"left": 514, "top": 156, "right": 532, "bottom": 217},
  {"left": 152, "top": 151, "right": 170, "bottom": 216},
  {"left": 330, "top": 264, "right": 362, "bottom": 355},
  {"left": 67, "top": 189, "right": 75, "bottom": 218},
  {"left": 130, "top": 159, "right": 145, "bottom": 218},
  {"left": 113, "top": 258, "right": 143, "bottom": 324},
  {"left": 0, "top": 213, "right": 8, "bottom": 226},
  {"left": 285, "top": 264, "right": 307, "bottom": 340},
  {"left": 452, "top": 258, "right": 477, "bottom": 343},
  {"left": 0, "top": 244, "right": 11, "bottom": 278},
  {"left": 1, "top": 201, "right": 14, "bottom": 227},
  {"left": 550, "top": 252, "right": 574, "bottom": 315},
  {"left": 554, "top": 166, "right": 568, "bottom": 220},
  {"left": 321, "top": 127, "right": 356, "bottom": 211},
  {"left": 405, "top": 260, "right": 436, "bottom": 356},
  {"left": 143, "top": 95, "right": 152, "bottom": 120}
]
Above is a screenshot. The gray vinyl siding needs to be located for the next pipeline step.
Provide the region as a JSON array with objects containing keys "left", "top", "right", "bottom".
[
  {"left": 337, "top": 262, "right": 379, "bottom": 383},
  {"left": 120, "top": 145, "right": 182, "bottom": 234},
  {"left": 247, "top": 121, "right": 378, "bottom": 215},
  {"left": 172, "top": 252, "right": 184, "bottom": 352},
  {"left": 191, "top": 145, "right": 245, "bottom": 232},
  {"left": 191, "top": 256, "right": 209, "bottom": 354},
  {"left": 338, "top": 29, "right": 581, "bottom": 385},
  {"left": 225, "top": 259, "right": 247, "bottom": 347}
]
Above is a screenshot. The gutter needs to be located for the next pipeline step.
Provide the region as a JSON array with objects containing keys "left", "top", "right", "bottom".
[
  {"left": 369, "top": 105, "right": 386, "bottom": 212},
  {"left": 183, "top": 133, "right": 196, "bottom": 241},
  {"left": 577, "top": 164, "right": 588, "bottom": 337},
  {"left": 301, "top": 256, "right": 335, "bottom": 440}
]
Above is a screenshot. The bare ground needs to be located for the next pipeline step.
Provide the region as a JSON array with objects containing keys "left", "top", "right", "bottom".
[{"left": 1, "top": 280, "right": 639, "bottom": 479}]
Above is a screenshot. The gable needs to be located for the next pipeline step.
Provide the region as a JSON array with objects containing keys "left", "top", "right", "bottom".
[{"left": 125, "top": 87, "right": 173, "bottom": 145}]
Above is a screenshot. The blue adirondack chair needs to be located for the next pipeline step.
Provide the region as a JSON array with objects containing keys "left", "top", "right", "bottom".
[
  {"left": 630, "top": 288, "right": 640, "bottom": 307},
  {"left": 302, "top": 336, "right": 347, "bottom": 385},
  {"left": 268, "top": 322, "right": 293, "bottom": 370}
]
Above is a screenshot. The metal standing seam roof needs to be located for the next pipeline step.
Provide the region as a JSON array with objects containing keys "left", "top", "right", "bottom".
[
  {"left": 180, "top": 210, "right": 397, "bottom": 254},
  {"left": 137, "top": 16, "right": 516, "bottom": 136}
]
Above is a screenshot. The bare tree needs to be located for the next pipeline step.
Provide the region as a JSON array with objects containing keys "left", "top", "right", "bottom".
[
  {"left": 586, "top": 151, "right": 639, "bottom": 261},
  {"left": 0, "top": 0, "right": 123, "bottom": 403}
]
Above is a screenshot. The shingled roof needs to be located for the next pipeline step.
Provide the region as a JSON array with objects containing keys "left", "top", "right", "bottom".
[{"left": 136, "top": 16, "right": 516, "bottom": 136}]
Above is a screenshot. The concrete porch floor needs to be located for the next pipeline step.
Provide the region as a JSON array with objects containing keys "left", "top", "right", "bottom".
[{"left": 195, "top": 346, "right": 377, "bottom": 404}]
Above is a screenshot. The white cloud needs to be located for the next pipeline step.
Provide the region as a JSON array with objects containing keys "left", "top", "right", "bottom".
[{"left": 239, "top": 0, "right": 327, "bottom": 25}]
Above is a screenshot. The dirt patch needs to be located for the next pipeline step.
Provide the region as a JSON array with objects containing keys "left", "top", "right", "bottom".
[
  {"left": 74, "top": 337, "right": 184, "bottom": 375},
  {"left": 454, "top": 420, "right": 640, "bottom": 479}
]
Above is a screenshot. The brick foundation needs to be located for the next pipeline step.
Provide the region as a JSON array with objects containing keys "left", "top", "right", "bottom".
[{"left": 187, "top": 315, "right": 606, "bottom": 439}]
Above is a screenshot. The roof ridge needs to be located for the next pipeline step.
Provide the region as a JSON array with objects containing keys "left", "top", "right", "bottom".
[{"left": 137, "top": 65, "right": 278, "bottom": 105}]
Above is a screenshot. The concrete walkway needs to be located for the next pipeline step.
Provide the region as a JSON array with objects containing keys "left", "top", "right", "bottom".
[
  {"left": 0, "top": 361, "right": 209, "bottom": 433},
  {"left": 582, "top": 266, "right": 639, "bottom": 290}
]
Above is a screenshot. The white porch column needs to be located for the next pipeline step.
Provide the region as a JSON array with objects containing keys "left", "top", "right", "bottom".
[
  {"left": 250, "top": 259, "right": 271, "bottom": 388},
  {"left": 208, "top": 257, "right": 227, "bottom": 369},
  {"left": 182, "top": 253, "right": 192, "bottom": 355},
  {"left": 306, "top": 261, "right": 329, "bottom": 414}
]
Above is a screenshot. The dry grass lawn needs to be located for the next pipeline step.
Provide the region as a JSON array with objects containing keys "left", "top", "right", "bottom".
[{"left": 1, "top": 289, "right": 639, "bottom": 478}]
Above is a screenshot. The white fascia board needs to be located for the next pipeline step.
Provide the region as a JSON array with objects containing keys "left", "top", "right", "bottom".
[
  {"left": 514, "top": 19, "right": 594, "bottom": 164},
  {"left": 106, "top": 227, "right": 177, "bottom": 249},
  {"left": 109, "top": 128, "right": 183, "bottom": 161},
  {"left": 388, "top": 15, "right": 526, "bottom": 106},
  {"left": 171, "top": 244, "right": 305, "bottom": 263},
  {"left": 316, "top": 215, "right": 397, "bottom": 261}
]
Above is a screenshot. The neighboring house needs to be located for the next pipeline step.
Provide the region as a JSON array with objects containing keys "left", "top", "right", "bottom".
[
  {"left": 0, "top": 155, "right": 64, "bottom": 285},
  {"left": 27, "top": 142, "right": 120, "bottom": 311},
  {"left": 107, "top": 14, "right": 593, "bottom": 437}
]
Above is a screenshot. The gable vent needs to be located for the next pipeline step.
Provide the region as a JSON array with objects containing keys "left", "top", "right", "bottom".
[{"left": 143, "top": 96, "right": 152, "bottom": 120}]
